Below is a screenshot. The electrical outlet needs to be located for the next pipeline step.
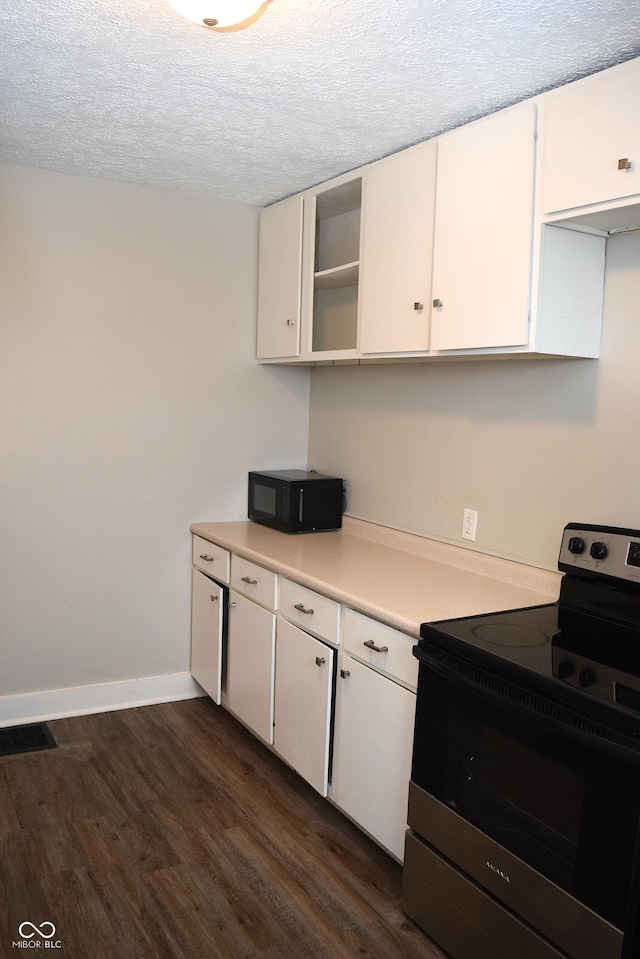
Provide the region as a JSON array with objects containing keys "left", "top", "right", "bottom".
[{"left": 462, "top": 507, "right": 478, "bottom": 542}]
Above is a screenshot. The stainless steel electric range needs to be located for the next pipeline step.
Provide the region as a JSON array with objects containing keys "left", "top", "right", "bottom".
[{"left": 403, "top": 523, "right": 640, "bottom": 959}]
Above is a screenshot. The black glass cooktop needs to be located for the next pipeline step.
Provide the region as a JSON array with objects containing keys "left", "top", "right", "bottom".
[{"left": 419, "top": 601, "right": 640, "bottom": 728}]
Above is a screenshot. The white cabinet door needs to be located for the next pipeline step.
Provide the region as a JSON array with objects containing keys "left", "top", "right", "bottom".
[
  {"left": 273, "top": 618, "right": 335, "bottom": 796},
  {"left": 430, "top": 102, "right": 536, "bottom": 351},
  {"left": 226, "top": 590, "right": 275, "bottom": 744},
  {"left": 359, "top": 140, "right": 437, "bottom": 354},
  {"left": 332, "top": 655, "right": 416, "bottom": 861},
  {"left": 257, "top": 195, "right": 303, "bottom": 359},
  {"left": 540, "top": 58, "right": 640, "bottom": 215},
  {"left": 190, "top": 569, "right": 224, "bottom": 705}
]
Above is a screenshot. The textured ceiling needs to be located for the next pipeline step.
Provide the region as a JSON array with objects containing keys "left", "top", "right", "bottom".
[{"left": 1, "top": 0, "right": 640, "bottom": 206}]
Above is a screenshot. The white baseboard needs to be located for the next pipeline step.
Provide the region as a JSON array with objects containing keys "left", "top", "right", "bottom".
[{"left": 0, "top": 672, "right": 206, "bottom": 728}]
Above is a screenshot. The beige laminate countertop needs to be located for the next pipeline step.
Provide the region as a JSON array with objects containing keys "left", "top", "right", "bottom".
[{"left": 190, "top": 517, "right": 561, "bottom": 638}]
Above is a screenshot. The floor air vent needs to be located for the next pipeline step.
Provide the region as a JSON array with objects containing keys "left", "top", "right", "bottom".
[{"left": 0, "top": 723, "right": 57, "bottom": 757}]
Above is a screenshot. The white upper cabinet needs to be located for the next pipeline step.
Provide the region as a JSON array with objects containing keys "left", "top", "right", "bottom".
[
  {"left": 254, "top": 56, "right": 640, "bottom": 365},
  {"left": 359, "top": 140, "right": 437, "bottom": 354},
  {"left": 540, "top": 58, "right": 640, "bottom": 218},
  {"left": 256, "top": 194, "right": 303, "bottom": 360},
  {"left": 430, "top": 102, "right": 536, "bottom": 352}
]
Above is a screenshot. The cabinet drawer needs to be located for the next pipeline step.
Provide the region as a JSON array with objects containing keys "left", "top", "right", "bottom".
[
  {"left": 279, "top": 578, "right": 340, "bottom": 645},
  {"left": 343, "top": 607, "right": 418, "bottom": 689},
  {"left": 231, "top": 555, "right": 278, "bottom": 611},
  {"left": 192, "top": 535, "right": 230, "bottom": 583}
]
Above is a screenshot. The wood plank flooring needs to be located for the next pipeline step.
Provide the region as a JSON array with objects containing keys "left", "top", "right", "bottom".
[{"left": 0, "top": 698, "right": 447, "bottom": 959}]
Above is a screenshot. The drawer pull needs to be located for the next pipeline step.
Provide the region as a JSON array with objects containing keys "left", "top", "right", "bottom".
[
  {"left": 241, "top": 576, "right": 258, "bottom": 585},
  {"left": 199, "top": 554, "right": 215, "bottom": 562},
  {"left": 340, "top": 669, "right": 351, "bottom": 679},
  {"left": 618, "top": 157, "right": 632, "bottom": 170},
  {"left": 294, "top": 603, "right": 315, "bottom": 615},
  {"left": 315, "top": 656, "right": 326, "bottom": 667},
  {"left": 364, "top": 639, "right": 389, "bottom": 654}
]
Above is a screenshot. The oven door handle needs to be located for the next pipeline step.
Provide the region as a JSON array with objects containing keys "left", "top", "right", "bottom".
[{"left": 415, "top": 649, "right": 640, "bottom": 769}]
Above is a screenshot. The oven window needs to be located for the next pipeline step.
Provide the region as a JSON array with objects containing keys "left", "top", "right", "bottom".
[
  {"left": 447, "top": 712, "right": 584, "bottom": 887},
  {"left": 412, "top": 663, "right": 640, "bottom": 930}
]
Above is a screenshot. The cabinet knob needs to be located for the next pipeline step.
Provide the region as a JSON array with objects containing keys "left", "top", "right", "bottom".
[
  {"left": 618, "top": 157, "right": 632, "bottom": 170},
  {"left": 286, "top": 318, "right": 296, "bottom": 326},
  {"left": 315, "top": 656, "right": 326, "bottom": 667},
  {"left": 294, "top": 603, "right": 314, "bottom": 615},
  {"left": 229, "top": 601, "right": 237, "bottom": 609},
  {"left": 340, "top": 669, "right": 351, "bottom": 679},
  {"left": 363, "top": 639, "right": 389, "bottom": 654},
  {"left": 210, "top": 595, "right": 218, "bottom": 602},
  {"left": 199, "top": 554, "right": 214, "bottom": 562},
  {"left": 241, "top": 576, "right": 258, "bottom": 585},
  {"left": 432, "top": 298, "right": 443, "bottom": 309},
  {"left": 413, "top": 302, "right": 424, "bottom": 311}
]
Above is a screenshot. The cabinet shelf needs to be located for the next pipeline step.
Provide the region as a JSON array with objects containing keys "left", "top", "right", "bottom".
[{"left": 314, "top": 261, "right": 359, "bottom": 290}]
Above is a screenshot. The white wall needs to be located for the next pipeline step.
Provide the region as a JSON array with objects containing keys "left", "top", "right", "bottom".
[
  {"left": 308, "top": 231, "right": 639, "bottom": 570},
  {"left": 0, "top": 164, "right": 310, "bottom": 712}
]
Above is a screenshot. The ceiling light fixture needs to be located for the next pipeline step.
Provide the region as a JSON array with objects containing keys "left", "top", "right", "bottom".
[{"left": 165, "top": 0, "right": 273, "bottom": 31}]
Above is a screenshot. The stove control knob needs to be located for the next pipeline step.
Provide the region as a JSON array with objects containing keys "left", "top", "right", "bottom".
[
  {"left": 590, "top": 541, "right": 609, "bottom": 561},
  {"left": 557, "top": 660, "right": 575, "bottom": 680},
  {"left": 568, "top": 536, "right": 586, "bottom": 555},
  {"left": 579, "top": 668, "right": 597, "bottom": 688}
]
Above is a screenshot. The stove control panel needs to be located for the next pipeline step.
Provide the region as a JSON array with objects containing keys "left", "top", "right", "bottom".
[
  {"left": 559, "top": 523, "right": 640, "bottom": 584},
  {"left": 552, "top": 642, "right": 640, "bottom": 715}
]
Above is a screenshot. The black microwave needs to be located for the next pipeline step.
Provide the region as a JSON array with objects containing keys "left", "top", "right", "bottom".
[{"left": 248, "top": 470, "right": 344, "bottom": 533}]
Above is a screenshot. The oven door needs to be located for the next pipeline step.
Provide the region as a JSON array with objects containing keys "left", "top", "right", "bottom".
[{"left": 407, "top": 652, "right": 640, "bottom": 959}]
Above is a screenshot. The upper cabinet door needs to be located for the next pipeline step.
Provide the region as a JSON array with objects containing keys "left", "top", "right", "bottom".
[
  {"left": 256, "top": 195, "right": 303, "bottom": 360},
  {"left": 540, "top": 58, "right": 640, "bottom": 216},
  {"left": 430, "top": 102, "right": 536, "bottom": 352},
  {"left": 359, "top": 141, "right": 437, "bottom": 354}
]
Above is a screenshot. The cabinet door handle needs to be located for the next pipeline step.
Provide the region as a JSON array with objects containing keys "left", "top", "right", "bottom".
[
  {"left": 241, "top": 576, "right": 258, "bottom": 585},
  {"left": 413, "top": 301, "right": 423, "bottom": 311},
  {"left": 210, "top": 595, "right": 218, "bottom": 603},
  {"left": 364, "top": 639, "right": 389, "bottom": 653},
  {"left": 432, "top": 298, "right": 443, "bottom": 308},
  {"left": 199, "top": 554, "right": 214, "bottom": 562},
  {"left": 286, "top": 318, "right": 296, "bottom": 326},
  {"left": 618, "top": 157, "right": 632, "bottom": 170},
  {"left": 229, "top": 601, "right": 237, "bottom": 609},
  {"left": 340, "top": 669, "right": 351, "bottom": 679},
  {"left": 294, "top": 603, "right": 314, "bottom": 615},
  {"left": 315, "top": 656, "right": 326, "bottom": 667}
]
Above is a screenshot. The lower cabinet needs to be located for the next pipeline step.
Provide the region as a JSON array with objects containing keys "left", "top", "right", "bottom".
[
  {"left": 191, "top": 536, "right": 417, "bottom": 862},
  {"left": 226, "top": 590, "right": 276, "bottom": 745},
  {"left": 332, "top": 654, "right": 416, "bottom": 861},
  {"left": 273, "top": 617, "right": 335, "bottom": 796},
  {"left": 190, "top": 568, "right": 225, "bottom": 705}
]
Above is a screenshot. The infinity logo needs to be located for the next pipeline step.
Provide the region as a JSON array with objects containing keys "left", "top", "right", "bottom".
[{"left": 18, "top": 922, "right": 56, "bottom": 940}]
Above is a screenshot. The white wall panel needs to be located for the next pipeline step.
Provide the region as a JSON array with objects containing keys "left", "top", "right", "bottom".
[
  {"left": 308, "top": 232, "right": 639, "bottom": 569},
  {"left": 0, "top": 164, "right": 309, "bottom": 708}
]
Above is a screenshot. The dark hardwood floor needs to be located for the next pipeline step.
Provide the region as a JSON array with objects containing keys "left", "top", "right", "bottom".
[{"left": 0, "top": 698, "right": 447, "bottom": 959}]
